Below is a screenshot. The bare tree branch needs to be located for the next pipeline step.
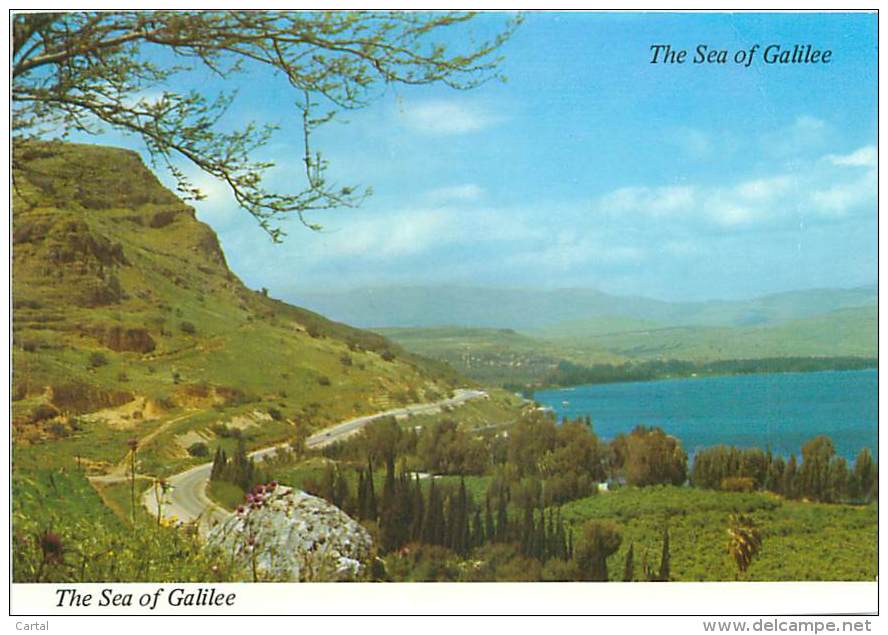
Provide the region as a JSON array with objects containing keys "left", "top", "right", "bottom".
[{"left": 12, "top": 10, "right": 521, "bottom": 241}]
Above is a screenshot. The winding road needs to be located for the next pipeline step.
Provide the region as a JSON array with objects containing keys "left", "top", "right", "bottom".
[{"left": 142, "top": 389, "right": 488, "bottom": 536}]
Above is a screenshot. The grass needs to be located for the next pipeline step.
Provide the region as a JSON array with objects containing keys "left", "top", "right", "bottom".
[
  {"left": 91, "top": 476, "right": 154, "bottom": 524},
  {"left": 559, "top": 485, "right": 877, "bottom": 581},
  {"left": 207, "top": 480, "right": 247, "bottom": 511},
  {"left": 13, "top": 141, "right": 464, "bottom": 481},
  {"left": 12, "top": 468, "right": 233, "bottom": 582}
]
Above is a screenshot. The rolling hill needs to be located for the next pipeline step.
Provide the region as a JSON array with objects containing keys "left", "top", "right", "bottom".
[
  {"left": 290, "top": 284, "right": 876, "bottom": 331},
  {"left": 12, "top": 141, "right": 464, "bottom": 474},
  {"left": 559, "top": 305, "right": 877, "bottom": 362}
]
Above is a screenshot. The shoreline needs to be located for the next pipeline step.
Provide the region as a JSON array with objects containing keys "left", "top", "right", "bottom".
[{"left": 518, "top": 356, "right": 877, "bottom": 394}]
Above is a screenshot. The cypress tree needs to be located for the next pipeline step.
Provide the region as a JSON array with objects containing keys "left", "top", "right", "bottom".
[
  {"left": 398, "top": 471, "right": 414, "bottom": 543},
  {"left": 783, "top": 455, "right": 798, "bottom": 499},
  {"left": 521, "top": 505, "right": 533, "bottom": 555},
  {"left": 423, "top": 479, "right": 440, "bottom": 545},
  {"left": 366, "top": 459, "right": 377, "bottom": 521},
  {"left": 379, "top": 458, "right": 399, "bottom": 552},
  {"left": 485, "top": 496, "right": 495, "bottom": 542},
  {"left": 555, "top": 510, "right": 567, "bottom": 560},
  {"left": 658, "top": 526, "right": 670, "bottom": 582},
  {"left": 410, "top": 476, "right": 424, "bottom": 541},
  {"left": 455, "top": 478, "right": 469, "bottom": 555},
  {"left": 210, "top": 446, "right": 224, "bottom": 481},
  {"left": 535, "top": 509, "right": 546, "bottom": 561},
  {"left": 496, "top": 492, "right": 509, "bottom": 542},
  {"left": 567, "top": 526, "right": 573, "bottom": 560},
  {"left": 434, "top": 483, "right": 446, "bottom": 546},
  {"left": 333, "top": 465, "right": 349, "bottom": 510},
  {"left": 852, "top": 448, "right": 876, "bottom": 502},
  {"left": 472, "top": 507, "right": 483, "bottom": 549},
  {"left": 623, "top": 543, "right": 635, "bottom": 581}
]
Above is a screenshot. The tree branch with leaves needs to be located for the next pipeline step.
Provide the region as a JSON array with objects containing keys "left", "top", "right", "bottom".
[{"left": 12, "top": 10, "right": 520, "bottom": 241}]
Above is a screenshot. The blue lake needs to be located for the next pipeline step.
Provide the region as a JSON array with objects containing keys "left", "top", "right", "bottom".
[{"left": 534, "top": 369, "right": 878, "bottom": 462}]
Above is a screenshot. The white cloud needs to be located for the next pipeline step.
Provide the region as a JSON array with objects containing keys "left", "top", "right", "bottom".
[
  {"left": 313, "top": 209, "right": 451, "bottom": 260},
  {"left": 596, "top": 154, "right": 873, "bottom": 231},
  {"left": 809, "top": 170, "right": 876, "bottom": 217},
  {"left": 667, "top": 127, "right": 712, "bottom": 158},
  {"left": 825, "top": 145, "right": 877, "bottom": 168},
  {"left": 601, "top": 185, "right": 696, "bottom": 218},
  {"left": 424, "top": 184, "right": 485, "bottom": 204},
  {"left": 793, "top": 115, "right": 826, "bottom": 134},
  {"left": 302, "top": 204, "right": 541, "bottom": 263},
  {"left": 762, "top": 115, "right": 830, "bottom": 158},
  {"left": 507, "top": 234, "right": 646, "bottom": 272},
  {"left": 734, "top": 176, "right": 793, "bottom": 202},
  {"left": 399, "top": 99, "right": 499, "bottom": 135}
]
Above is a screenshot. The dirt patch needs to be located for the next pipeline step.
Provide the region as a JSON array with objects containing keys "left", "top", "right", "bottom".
[
  {"left": 100, "top": 326, "right": 156, "bottom": 353},
  {"left": 226, "top": 411, "right": 267, "bottom": 431},
  {"left": 50, "top": 380, "right": 133, "bottom": 414},
  {"left": 80, "top": 395, "right": 156, "bottom": 429},
  {"left": 174, "top": 430, "right": 210, "bottom": 450}
]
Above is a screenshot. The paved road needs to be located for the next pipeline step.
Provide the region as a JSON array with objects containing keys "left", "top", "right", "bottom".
[{"left": 142, "top": 389, "right": 487, "bottom": 536}]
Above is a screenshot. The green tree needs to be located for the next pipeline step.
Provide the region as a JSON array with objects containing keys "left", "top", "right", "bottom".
[
  {"left": 12, "top": 11, "right": 519, "bottom": 240},
  {"left": 617, "top": 426, "right": 687, "bottom": 487},
  {"left": 851, "top": 448, "right": 876, "bottom": 503},
  {"left": 799, "top": 436, "right": 836, "bottom": 502},
  {"left": 827, "top": 457, "right": 849, "bottom": 503},
  {"left": 782, "top": 454, "right": 799, "bottom": 499},
  {"left": 574, "top": 520, "right": 622, "bottom": 582},
  {"left": 622, "top": 543, "right": 635, "bottom": 582},
  {"left": 657, "top": 526, "right": 670, "bottom": 582}
]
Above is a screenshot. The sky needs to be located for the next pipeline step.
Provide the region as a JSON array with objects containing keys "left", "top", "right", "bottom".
[{"left": 67, "top": 12, "right": 877, "bottom": 303}]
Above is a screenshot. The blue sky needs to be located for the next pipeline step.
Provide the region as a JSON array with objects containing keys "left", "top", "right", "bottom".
[{"left": 70, "top": 12, "right": 877, "bottom": 302}]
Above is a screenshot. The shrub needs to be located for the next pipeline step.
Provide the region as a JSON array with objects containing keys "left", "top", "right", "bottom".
[
  {"left": 12, "top": 382, "right": 27, "bottom": 401},
  {"left": 47, "top": 422, "right": 70, "bottom": 438},
  {"left": 721, "top": 476, "right": 756, "bottom": 493},
  {"left": 180, "top": 321, "right": 196, "bottom": 335},
  {"left": 210, "top": 423, "right": 242, "bottom": 439},
  {"left": 380, "top": 350, "right": 396, "bottom": 362},
  {"left": 188, "top": 442, "right": 209, "bottom": 457},
  {"left": 30, "top": 404, "right": 59, "bottom": 423},
  {"left": 317, "top": 376, "right": 331, "bottom": 387},
  {"left": 268, "top": 407, "right": 283, "bottom": 421},
  {"left": 88, "top": 352, "right": 108, "bottom": 368},
  {"left": 156, "top": 396, "right": 177, "bottom": 410}
]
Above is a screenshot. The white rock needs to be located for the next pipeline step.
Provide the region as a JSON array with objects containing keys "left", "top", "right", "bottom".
[{"left": 206, "top": 485, "right": 373, "bottom": 581}]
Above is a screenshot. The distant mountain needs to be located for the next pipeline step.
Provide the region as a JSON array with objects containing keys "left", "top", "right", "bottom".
[{"left": 288, "top": 284, "right": 877, "bottom": 331}]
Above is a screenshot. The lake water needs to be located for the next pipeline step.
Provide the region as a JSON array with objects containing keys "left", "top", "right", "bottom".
[{"left": 534, "top": 369, "right": 877, "bottom": 462}]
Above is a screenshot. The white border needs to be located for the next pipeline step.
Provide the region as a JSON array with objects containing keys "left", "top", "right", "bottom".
[{"left": 4, "top": 3, "right": 883, "bottom": 624}]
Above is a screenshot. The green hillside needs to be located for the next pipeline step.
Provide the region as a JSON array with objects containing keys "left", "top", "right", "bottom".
[
  {"left": 376, "top": 326, "right": 622, "bottom": 385},
  {"left": 380, "top": 307, "right": 876, "bottom": 387},
  {"left": 556, "top": 305, "right": 877, "bottom": 362},
  {"left": 12, "top": 141, "right": 463, "bottom": 476}
]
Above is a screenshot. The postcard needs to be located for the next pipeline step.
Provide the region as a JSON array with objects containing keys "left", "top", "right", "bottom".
[{"left": 8, "top": 8, "right": 879, "bottom": 623}]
